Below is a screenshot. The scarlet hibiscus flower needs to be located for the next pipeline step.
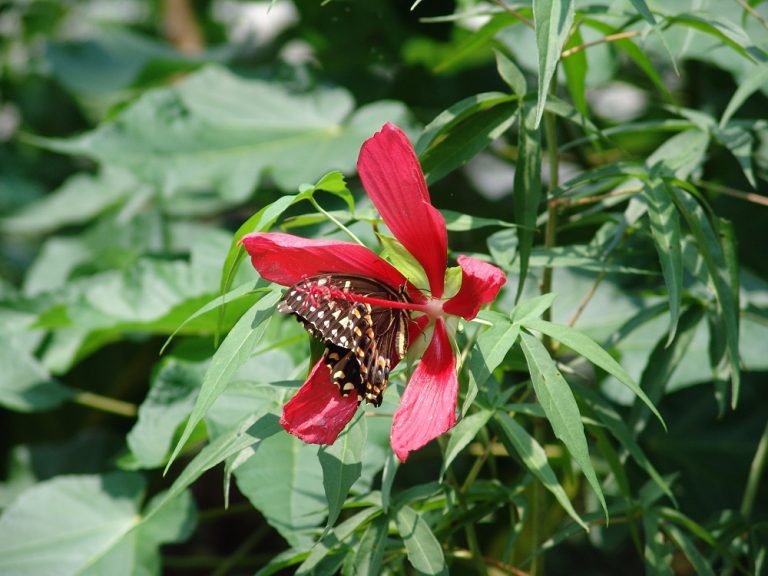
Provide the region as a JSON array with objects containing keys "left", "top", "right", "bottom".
[{"left": 242, "top": 123, "right": 505, "bottom": 461}]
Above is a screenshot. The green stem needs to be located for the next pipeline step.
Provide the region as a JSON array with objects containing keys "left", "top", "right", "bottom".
[
  {"left": 309, "top": 197, "right": 365, "bottom": 246},
  {"left": 531, "top": 74, "right": 560, "bottom": 576},
  {"left": 72, "top": 390, "right": 137, "bottom": 417},
  {"left": 741, "top": 420, "right": 768, "bottom": 518}
]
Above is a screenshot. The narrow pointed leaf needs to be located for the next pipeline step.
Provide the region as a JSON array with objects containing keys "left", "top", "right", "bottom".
[
  {"left": 319, "top": 416, "right": 367, "bottom": 528},
  {"left": 670, "top": 188, "right": 740, "bottom": 407},
  {"left": 524, "top": 318, "right": 664, "bottom": 427},
  {"left": 165, "top": 288, "right": 281, "bottom": 472},
  {"left": 513, "top": 104, "right": 542, "bottom": 301},
  {"left": 493, "top": 412, "right": 588, "bottom": 530},
  {"left": 396, "top": 505, "right": 446, "bottom": 575},
  {"left": 720, "top": 63, "right": 768, "bottom": 127},
  {"left": 643, "top": 179, "right": 682, "bottom": 344},
  {"left": 519, "top": 331, "right": 607, "bottom": 517},
  {"left": 532, "top": 0, "right": 575, "bottom": 127},
  {"left": 441, "top": 409, "right": 493, "bottom": 477}
]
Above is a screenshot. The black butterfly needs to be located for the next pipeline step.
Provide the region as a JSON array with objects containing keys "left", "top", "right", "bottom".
[{"left": 278, "top": 274, "right": 410, "bottom": 406}]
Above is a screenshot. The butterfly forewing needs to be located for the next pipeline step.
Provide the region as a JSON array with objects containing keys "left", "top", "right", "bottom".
[{"left": 279, "top": 274, "right": 410, "bottom": 406}]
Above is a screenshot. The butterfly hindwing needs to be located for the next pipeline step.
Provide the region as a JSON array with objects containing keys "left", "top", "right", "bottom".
[{"left": 279, "top": 274, "right": 409, "bottom": 406}]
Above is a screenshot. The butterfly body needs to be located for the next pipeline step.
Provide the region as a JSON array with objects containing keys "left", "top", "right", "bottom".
[{"left": 278, "top": 274, "right": 410, "bottom": 406}]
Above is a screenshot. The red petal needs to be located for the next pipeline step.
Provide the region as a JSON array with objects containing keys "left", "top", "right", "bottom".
[
  {"left": 443, "top": 255, "right": 506, "bottom": 320},
  {"left": 241, "top": 232, "right": 420, "bottom": 299},
  {"left": 390, "top": 319, "right": 457, "bottom": 461},
  {"left": 357, "top": 123, "right": 448, "bottom": 298},
  {"left": 280, "top": 359, "right": 359, "bottom": 444}
]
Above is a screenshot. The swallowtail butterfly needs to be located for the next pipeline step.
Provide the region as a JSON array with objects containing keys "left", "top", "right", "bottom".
[{"left": 278, "top": 274, "right": 410, "bottom": 406}]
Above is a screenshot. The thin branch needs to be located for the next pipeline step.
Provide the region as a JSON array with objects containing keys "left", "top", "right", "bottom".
[
  {"left": 696, "top": 179, "right": 768, "bottom": 208},
  {"left": 561, "top": 31, "right": 641, "bottom": 59},
  {"left": 490, "top": 0, "right": 534, "bottom": 28},
  {"left": 734, "top": 0, "right": 768, "bottom": 28},
  {"left": 568, "top": 270, "right": 606, "bottom": 327},
  {"left": 551, "top": 186, "right": 641, "bottom": 208}
]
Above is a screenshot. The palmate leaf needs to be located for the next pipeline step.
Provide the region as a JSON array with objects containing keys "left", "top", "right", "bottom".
[{"left": 35, "top": 66, "right": 409, "bottom": 201}]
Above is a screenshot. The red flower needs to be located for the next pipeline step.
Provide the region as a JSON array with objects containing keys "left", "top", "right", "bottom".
[{"left": 242, "top": 123, "right": 506, "bottom": 461}]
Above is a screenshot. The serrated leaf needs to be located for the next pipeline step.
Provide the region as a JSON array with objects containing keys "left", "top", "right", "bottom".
[
  {"left": 236, "top": 431, "right": 327, "bottom": 548},
  {"left": 493, "top": 412, "right": 588, "bottom": 530},
  {"left": 0, "top": 335, "right": 73, "bottom": 412},
  {"left": 320, "top": 415, "right": 367, "bottom": 528},
  {"left": 396, "top": 505, "right": 446, "bottom": 575},
  {"left": 0, "top": 472, "right": 147, "bottom": 576},
  {"left": 513, "top": 104, "right": 542, "bottom": 301},
  {"left": 532, "top": 0, "right": 575, "bottom": 127},
  {"left": 524, "top": 318, "right": 665, "bottom": 428},
  {"left": 643, "top": 179, "right": 683, "bottom": 344},
  {"left": 0, "top": 168, "right": 133, "bottom": 235},
  {"left": 519, "top": 331, "right": 607, "bottom": 518},
  {"left": 37, "top": 66, "right": 409, "bottom": 200},
  {"left": 147, "top": 411, "right": 281, "bottom": 523},
  {"left": 165, "top": 288, "right": 281, "bottom": 472},
  {"left": 126, "top": 357, "right": 204, "bottom": 469}
]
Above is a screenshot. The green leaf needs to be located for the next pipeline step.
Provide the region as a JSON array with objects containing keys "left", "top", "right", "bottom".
[
  {"left": 147, "top": 411, "right": 281, "bottom": 523},
  {"left": 532, "top": 0, "right": 575, "bottom": 127},
  {"left": 643, "top": 179, "right": 683, "bottom": 343},
  {"left": 495, "top": 50, "right": 527, "bottom": 98},
  {"left": 348, "top": 514, "right": 388, "bottom": 576},
  {"left": 440, "top": 209, "right": 515, "bottom": 232},
  {"left": 165, "top": 288, "right": 281, "bottom": 472},
  {"left": 720, "top": 63, "right": 768, "bottom": 127},
  {"left": 670, "top": 188, "right": 740, "bottom": 407},
  {"left": 0, "top": 168, "right": 133, "bottom": 235},
  {"left": 320, "top": 415, "right": 367, "bottom": 528},
  {"left": 236, "top": 431, "right": 327, "bottom": 548},
  {"left": 715, "top": 124, "right": 756, "bottom": 188},
  {"left": 665, "top": 524, "right": 716, "bottom": 576},
  {"left": 628, "top": 0, "right": 656, "bottom": 24},
  {"left": 576, "top": 385, "right": 675, "bottom": 504},
  {"left": 126, "top": 357, "right": 204, "bottom": 469},
  {"left": 628, "top": 305, "right": 704, "bottom": 436},
  {"left": 524, "top": 318, "right": 665, "bottom": 428},
  {"left": 433, "top": 13, "right": 520, "bottom": 74},
  {"left": 418, "top": 95, "right": 518, "bottom": 184},
  {"left": 647, "top": 129, "right": 710, "bottom": 180},
  {"left": 0, "top": 334, "right": 73, "bottom": 412},
  {"left": 643, "top": 509, "right": 674, "bottom": 575},
  {"left": 510, "top": 293, "right": 557, "bottom": 324},
  {"left": 219, "top": 171, "right": 353, "bottom": 295},
  {"left": 378, "top": 234, "right": 429, "bottom": 290},
  {"left": 37, "top": 66, "right": 410, "bottom": 200},
  {"left": 488, "top": 228, "right": 518, "bottom": 270},
  {"left": 441, "top": 409, "right": 493, "bottom": 477},
  {"left": 0, "top": 472, "right": 146, "bottom": 576},
  {"left": 493, "top": 412, "right": 588, "bottom": 531},
  {"left": 513, "top": 104, "right": 542, "bottom": 301},
  {"left": 395, "top": 505, "right": 447, "bottom": 575},
  {"left": 665, "top": 13, "right": 767, "bottom": 64},
  {"left": 519, "top": 331, "right": 607, "bottom": 518},
  {"left": 561, "top": 27, "right": 588, "bottom": 117}
]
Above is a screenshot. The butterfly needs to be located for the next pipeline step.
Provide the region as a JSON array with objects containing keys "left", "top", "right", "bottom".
[{"left": 278, "top": 274, "right": 410, "bottom": 406}]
